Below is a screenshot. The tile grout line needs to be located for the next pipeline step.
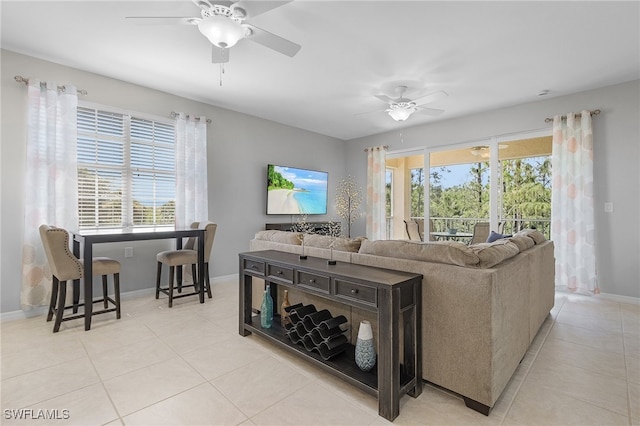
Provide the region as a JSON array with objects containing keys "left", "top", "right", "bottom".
[
  {"left": 81, "top": 329, "right": 127, "bottom": 425},
  {"left": 498, "top": 312, "right": 558, "bottom": 426}
]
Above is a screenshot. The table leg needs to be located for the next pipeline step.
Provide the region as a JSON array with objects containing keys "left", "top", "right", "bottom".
[
  {"left": 198, "top": 232, "right": 205, "bottom": 303},
  {"left": 239, "top": 271, "right": 252, "bottom": 336},
  {"left": 377, "top": 287, "right": 400, "bottom": 421},
  {"left": 410, "top": 280, "right": 423, "bottom": 397},
  {"left": 72, "top": 240, "right": 81, "bottom": 313},
  {"left": 83, "top": 241, "right": 93, "bottom": 331},
  {"left": 175, "top": 237, "right": 183, "bottom": 293}
]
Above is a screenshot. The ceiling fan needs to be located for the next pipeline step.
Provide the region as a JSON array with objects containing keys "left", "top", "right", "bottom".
[
  {"left": 371, "top": 86, "right": 448, "bottom": 122},
  {"left": 126, "top": 0, "right": 301, "bottom": 64},
  {"left": 470, "top": 145, "right": 508, "bottom": 158}
]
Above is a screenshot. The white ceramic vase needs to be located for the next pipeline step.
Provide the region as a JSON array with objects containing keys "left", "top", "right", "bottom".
[{"left": 354, "top": 320, "right": 376, "bottom": 371}]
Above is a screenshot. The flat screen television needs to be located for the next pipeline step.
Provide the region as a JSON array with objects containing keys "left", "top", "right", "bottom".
[{"left": 267, "top": 164, "right": 328, "bottom": 215}]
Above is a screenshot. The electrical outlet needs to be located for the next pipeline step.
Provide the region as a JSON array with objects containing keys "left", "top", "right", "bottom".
[
  {"left": 124, "top": 247, "right": 133, "bottom": 258},
  {"left": 604, "top": 202, "right": 613, "bottom": 213}
]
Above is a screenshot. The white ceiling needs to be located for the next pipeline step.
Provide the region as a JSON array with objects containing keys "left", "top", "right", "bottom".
[{"left": 2, "top": 1, "right": 639, "bottom": 140}]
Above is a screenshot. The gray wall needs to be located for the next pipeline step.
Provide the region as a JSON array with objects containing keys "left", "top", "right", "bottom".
[
  {"left": 345, "top": 80, "right": 640, "bottom": 299},
  {"left": 2, "top": 49, "right": 638, "bottom": 313},
  {"left": 1, "top": 49, "right": 346, "bottom": 313}
]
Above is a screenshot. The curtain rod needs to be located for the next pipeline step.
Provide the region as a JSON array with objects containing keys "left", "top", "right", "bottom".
[
  {"left": 170, "top": 111, "right": 212, "bottom": 124},
  {"left": 15, "top": 75, "right": 88, "bottom": 96},
  {"left": 364, "top": 145, "right": 389, "bottom": 152},
  {"left": 544, "top": 109, "right": 600, "bottom": 123}
]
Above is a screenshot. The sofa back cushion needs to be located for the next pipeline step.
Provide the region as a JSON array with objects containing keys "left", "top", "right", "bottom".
[
  {"left": 358, "top": 239, "right": 480, "bottom": 267},
  {"left": 507, "top": 235, "right": 535, "bottom": 252},
  {"left": 303, "top": 234, "right": 366, "bottom": 252},
  {"left": 469, "top": 239, "right": 521, "bottom": 268},
  {"left": 513, "top": 229, "right": 547, "bottom": 244},
  {"left": 254, "top": 230, "right": 302, "bottom": 245}
]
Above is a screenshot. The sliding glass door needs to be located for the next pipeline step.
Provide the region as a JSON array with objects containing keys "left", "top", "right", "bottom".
[{"left": 385, "top": 130, "right": 552, "bottom": 241}]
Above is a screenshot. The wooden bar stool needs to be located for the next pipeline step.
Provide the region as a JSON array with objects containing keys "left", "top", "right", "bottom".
[{"left": 39, "top": 224, "right": 121, "bottom": 332}]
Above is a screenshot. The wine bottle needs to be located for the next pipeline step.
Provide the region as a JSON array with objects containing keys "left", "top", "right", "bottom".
[
  {"left": 281, "top": 289, "right": 291, "bottom": 327},
  {"left": 261, "top": 286, "right": 273, "bottom": 328}
]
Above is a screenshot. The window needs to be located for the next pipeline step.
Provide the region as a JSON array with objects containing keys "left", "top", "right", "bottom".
[
  {"left": 410, "top": 167, "right": 425, "bottom": 219},
  {"left": 385, "top": 168, "right": 393, "bottom": 217},
  {"left": 77, "top": 105, "right": 176, "bottom": 230},
  {"left": 385, "top": 168, "right": 393, "bottom": 239}
]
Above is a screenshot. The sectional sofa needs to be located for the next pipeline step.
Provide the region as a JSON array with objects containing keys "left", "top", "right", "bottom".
[{"left": 248, "top": 229, "right": 555, "bottom": 415}]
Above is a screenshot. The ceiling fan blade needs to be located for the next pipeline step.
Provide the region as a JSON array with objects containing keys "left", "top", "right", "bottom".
[
  {"left": 244, "top": 24, "right": 301, "bottom": 57},
  {"left": 233, "top": 1, "right": 292, "bottom": 19},
  {"left": 416, "top": 107, "right": 445, "bottom": 116},
  {"left": 374, "top": 94, "right": 395, "bottom": 104},
  {"left": 192, "top": 0, "right": 217, "bottom": 11},
  {"left": 412, "top": 90, "right": 448, "bottom": 106},
  {"left": 212, "top": 46, "right": 230, "bottom": 63},
  {"left": 125, "top": 17, "right": 197, "bottom": 25}
]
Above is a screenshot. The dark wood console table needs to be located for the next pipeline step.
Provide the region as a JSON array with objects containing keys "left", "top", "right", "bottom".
[{"left": 238, "top": 250, "right": 422, "bottom": 421}]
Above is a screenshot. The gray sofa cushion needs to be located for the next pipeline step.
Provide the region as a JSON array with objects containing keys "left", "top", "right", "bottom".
[
  {"left": 254, "top": 230, "right": 302, "bottom": 245},
  {"left": 303, "top": 234, "right": 366, "bottom": 252},
  {"left": 359, "top": 239, "right": 480, "bottom": 267},
  {"left": 469, "top": 239, "right": 521, "bottom": 268},
  {"left": 508, "top": 235, "right": 536, "bottom": 251},
  {"left": 513, "top": 229, "right": 547, "bottom": 244}
]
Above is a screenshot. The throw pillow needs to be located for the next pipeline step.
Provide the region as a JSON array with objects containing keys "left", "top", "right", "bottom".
[
  {"left": 486, "top": 231, "right": 504, "bottom": 243},
  {"left": 486, "top": 231, "right": 513, "bottom": 243}
]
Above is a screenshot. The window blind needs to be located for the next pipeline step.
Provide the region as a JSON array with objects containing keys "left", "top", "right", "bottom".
[{"left": 77, "top": 105, "right": 176, "bottom": 230}]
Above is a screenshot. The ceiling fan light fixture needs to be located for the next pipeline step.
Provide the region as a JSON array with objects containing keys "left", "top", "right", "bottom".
[
  {"left": 387, "top": 102, "right": 417, "bottom": 121},
  {"left": 197, "top": 15, "right": 245, "bottom": 48}
]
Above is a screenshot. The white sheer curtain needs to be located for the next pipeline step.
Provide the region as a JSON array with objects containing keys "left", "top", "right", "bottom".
[
  {"left": 366, "top": 146, "right": 386, "bottom": 240},
  {"left": 174, "top": 113, "right": 208, "bottom": 228},
  {"left": 551, "top": 111, "right": 599, "bottom": 294},
  {"left": 21, "top": 80, "right": 79, "bottom": 310}
]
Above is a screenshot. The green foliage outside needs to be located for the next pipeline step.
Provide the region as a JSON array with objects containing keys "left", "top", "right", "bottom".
[
  {"left": 267, "top": 165, "right": 295, "bottom": 190},
  {"left": 410, "top": 156, "right": 551, "bottom": 236}
]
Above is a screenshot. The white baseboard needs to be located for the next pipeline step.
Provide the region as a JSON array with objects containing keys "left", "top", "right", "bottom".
[
  {"left": 0, "top": 274, "right": 239, "bottom": 323},
  {"left": 598, "top": 292, "right": 640, "bottom": 305}
]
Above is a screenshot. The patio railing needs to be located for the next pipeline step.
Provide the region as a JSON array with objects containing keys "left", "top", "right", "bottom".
[{"left": 387, "top": 217, "right": 551, "bottom": 240}]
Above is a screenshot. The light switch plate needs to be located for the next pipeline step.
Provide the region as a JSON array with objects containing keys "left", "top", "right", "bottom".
[{"left": 604, "top": 202, "right": 613, "bottom": 213}]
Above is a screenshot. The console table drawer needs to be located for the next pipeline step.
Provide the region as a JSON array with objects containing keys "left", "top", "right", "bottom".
[
  {"left": 297, "top": 271, "right": 330, "bottom": 294},
  {"left": 244, "top": 259, "right": 265, "bottom": 275},
  {"left": 267, "top": 264, "right": 293, "bottom": 283},
  {"left": 335, "top": 279, "right": 377, "bottom": 307}
]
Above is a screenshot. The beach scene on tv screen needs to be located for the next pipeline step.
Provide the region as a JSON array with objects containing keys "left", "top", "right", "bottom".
[{"left": 267, "top": 165, "right": 328, "bottom": 215}]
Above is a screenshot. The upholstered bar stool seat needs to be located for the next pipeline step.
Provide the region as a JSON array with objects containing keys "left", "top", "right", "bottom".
[
  {"left": 156, "top": 222, "right": 217, "bottom": 307},
  {"left": 39, "top": 225, "right": 122, "bottom": 333},
  {"left": 156, "top": 250, "right": 198, "bottom": 266}
]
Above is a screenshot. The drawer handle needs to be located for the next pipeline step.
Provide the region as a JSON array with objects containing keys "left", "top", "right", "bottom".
[
  {"left": 309, "top": 279, "right": 316, "bottom": 284},
  {"left": 351, "top": 288, "right": 359, "bottom": 295},
  {"left": 250, "top": 265, "right": 257, "bottom": 270},
  {"left": 277, "top": 270, "right": 283, "bottom": 275}
]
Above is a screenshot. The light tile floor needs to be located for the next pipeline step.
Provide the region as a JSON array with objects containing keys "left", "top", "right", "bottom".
[{"left": 1, "top": 277, "right": 638, "bottom": 426}]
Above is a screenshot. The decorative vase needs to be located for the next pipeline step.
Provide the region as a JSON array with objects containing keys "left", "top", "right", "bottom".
[
  {"left": 281, "top": 289, "right": 291, "bottom": 327},
  {"left": 260, "top": 285, "right": 273, "bottom": 329},
  {"left": 300, "top": 236, "right": 307, "bottom": 259},
  {"left": 354, "top": 320, "right": 376, "bottom": 372},
  {"left": 327, "top": 246, "right": 336, "bottom": 265}
]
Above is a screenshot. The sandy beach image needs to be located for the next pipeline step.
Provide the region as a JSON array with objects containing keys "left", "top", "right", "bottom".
[{"left": 267, "top": 189, "right": 302, "bottom": 214}]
